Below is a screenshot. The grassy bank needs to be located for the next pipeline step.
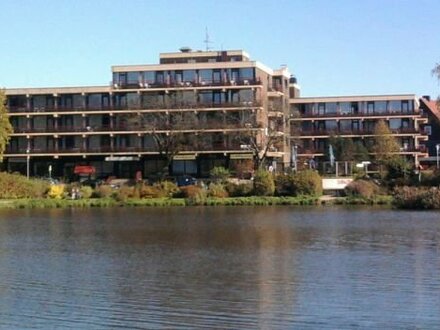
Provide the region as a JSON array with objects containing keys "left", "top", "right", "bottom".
[
  {"left": 0, "top": 195, "right": 321, "bottom": 209},
  {"left": 0, "top": 195, "right": 399, "bottom": 209}
]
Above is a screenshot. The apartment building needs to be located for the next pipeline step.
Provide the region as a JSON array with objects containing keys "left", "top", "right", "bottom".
[
  {"left": 289, "top": 95, "right": 430, "bottom": 168},
  {"left": 4, "top": 49, "right": 294, "bottom": 178}
]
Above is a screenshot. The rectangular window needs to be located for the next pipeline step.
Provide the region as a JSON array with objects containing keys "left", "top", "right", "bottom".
[
  {"left": 239, "top": 68, "right": 254, "bottom": 80},
  {"left": 127, "top": 72, "right": 139, "bottom": 84},
  {"left": 367, "top": 102, "right": 374, "bottom": 114},
  {"left": 318, "top": 103, "right": 325, "bottom": 115},
  {"left": 339, "top": 102, "right": 352, "bottom": 115},
  {"left": 183, "top": 70, "right": 196, "bottom": 83},
  {"left": 199, "top": 69, "right": 213, "bottom": 84},
  {"left": 144, "top": 71, "right": 155, "bottom": 84},
  {"left": 402, "top": 101, "right": 410, "bottom": 113},
  {"left": 375, "top": 101, "right": 387, "bottom": 114},
  {"left": 325, "top": 103, "right": 337, "bottom": 114}
]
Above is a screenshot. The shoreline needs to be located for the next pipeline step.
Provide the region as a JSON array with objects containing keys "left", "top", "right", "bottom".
[{"left": 0, "top": 195, "right": 394, "bottom": 209}]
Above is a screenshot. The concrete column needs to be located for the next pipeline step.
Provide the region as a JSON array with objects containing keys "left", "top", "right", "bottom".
[{"left": 26, "top": 95, "right": 31, "bottom": 112}]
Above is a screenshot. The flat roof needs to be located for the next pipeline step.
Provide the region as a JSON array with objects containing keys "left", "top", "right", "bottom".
[
  {"left": 159, "top": 49, "right": 250, "bottom": 60},
  {"left": 5, "top": 86, "right": 110, "bottom": 96}
]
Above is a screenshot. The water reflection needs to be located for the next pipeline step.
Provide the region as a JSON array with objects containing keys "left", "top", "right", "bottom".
[{"left": 0, "top": 207, "right": 439, "bottom": 328}]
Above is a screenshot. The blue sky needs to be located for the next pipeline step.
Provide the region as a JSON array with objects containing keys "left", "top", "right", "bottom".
[{"left": 0, "top": 0, "right": 439, "bottom": 97}]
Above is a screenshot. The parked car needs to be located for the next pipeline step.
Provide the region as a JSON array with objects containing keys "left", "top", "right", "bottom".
[{"left": 176, "top": 175, "right": 197, "bottom": 187}]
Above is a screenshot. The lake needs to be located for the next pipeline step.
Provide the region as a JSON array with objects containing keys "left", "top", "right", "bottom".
[{"left": 0, "top": 206, "right": 439, "bottom": 329}]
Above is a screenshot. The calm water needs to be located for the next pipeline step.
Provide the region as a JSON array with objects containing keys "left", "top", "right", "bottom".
[{"left": 0, "top": 206, "right": 439, "bottom": 329}]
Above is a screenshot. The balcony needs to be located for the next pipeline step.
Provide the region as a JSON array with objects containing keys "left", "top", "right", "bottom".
[
  {"left": 112, "top": 78, "right": 262, "bottom": 90},
  {"left": 5, "top": 143, "right": 248, "bottom": 155},
  {"left": 7, "top": 101, "right": 263, "bottom": 114},
  {"left": 299, "top": 127, "right": 423, "bottom": 137},
  {"left": 292, "top": 110, "right": 423, "bottom": 120}
]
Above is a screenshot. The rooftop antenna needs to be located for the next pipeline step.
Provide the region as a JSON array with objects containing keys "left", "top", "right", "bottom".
[{"left": 203, "top": 27, "right": 213, "bottom": 51}]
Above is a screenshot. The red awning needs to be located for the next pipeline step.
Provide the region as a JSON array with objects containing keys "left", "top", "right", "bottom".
[{"left": 74, "top": 165, "right": 96, "bottom": 175}]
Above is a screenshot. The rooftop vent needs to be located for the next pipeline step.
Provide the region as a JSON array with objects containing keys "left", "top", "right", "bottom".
[{"left": 179, "top": 47, "right": 192, "bottom": 53}]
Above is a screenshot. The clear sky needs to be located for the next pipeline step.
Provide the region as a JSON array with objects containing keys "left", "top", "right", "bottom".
[{"left": 0, "top": 0, "right": 439, "bottom": 98}]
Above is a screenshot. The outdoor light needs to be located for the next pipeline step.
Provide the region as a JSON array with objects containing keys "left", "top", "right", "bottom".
[{"left": 26, "top": 149, "right": 30, "bottom": 179}]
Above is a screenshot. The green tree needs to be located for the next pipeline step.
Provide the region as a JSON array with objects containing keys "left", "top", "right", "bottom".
[
  {"left": 372, "top": 120, "right": 400, "bottom": 164},
  {"left": 0, "top": 90, "right": 13, "bottom": 160},
  {"left": 253, "top": 170, "right": 275, "bottom": 196}
]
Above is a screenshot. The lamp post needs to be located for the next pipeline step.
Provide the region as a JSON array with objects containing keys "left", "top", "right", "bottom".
[
  {"left": 436, "top": 144, "right": 440, "bottom": 169},
  {"left": 26, "top": 149, "right": 30, "bottom": 179}
]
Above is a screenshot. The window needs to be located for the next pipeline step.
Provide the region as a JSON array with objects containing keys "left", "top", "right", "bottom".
[
  {"left": 325, "top": 103, "right": 337, "bottom": 114},
  {"left": 375, "top": 101, "right": 387, "bottom": 114},
  {"left": 183, "top": 70, "right": 196, "bottom": 82},
  {"left": 199, "top": 69, "right": 213, "bottom": 83},
  {"left": 402, "top": 101, "right": 410, "bottom": 113},
  {"left": 239, "top": 68, "right": 254, "bottom": 80},
  {"left": 339, "top": 102, "right": 352, "bottom": 115},
  {"left": 144, "top": 71, "right": 155, "bottom": 84},
  {"left": 318, "top": 103, "right": 325, "bottom": 115},
  {"left": 389, "top": 100, "right": 401, "bottom": 113},
  {"left": 127, "top": 72, "right": 139, "bottom": 84},
  {"left": 367, "top": 102, "right": 374, "bottom": 114}
]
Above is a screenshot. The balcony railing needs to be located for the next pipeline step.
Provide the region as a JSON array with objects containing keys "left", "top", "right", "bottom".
[
  {"left": 11, "top": 121, "right": 261, "bottom": 134},
  {"left": 6, "top": 143, "right": 248, "bottom": 155},
  {"left": 113, "top": 78, "right": 262, "bottom": 90},
  {"left": 7, "top": 101, "right": 262, "bottom": 114},
  {"left": 296, "top": 145, "right": 427, "bottom": 155},
  {"left": 296, "top": 110, "right": 422, "bottom": 119},
  {"left": 299, "top": 128, "right": 423, "bottom": 136}
]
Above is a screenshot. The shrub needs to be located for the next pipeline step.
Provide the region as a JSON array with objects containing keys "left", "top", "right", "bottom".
[
  {"left": 345, "top": 179, "right": 380, "bottom": 199},
  {"left": 137, "top": 184, "right": 161, "bottom": 198},
  {"left": 290, "top": 170, "right": 322, "bottom": 196},
  {"left": 274, "top": 173, "right": 292, "bottom": 196},
  {"left": 180, "top": 185, "right": 207, "bottom": 205},
  {"left": 225, "top": 182, "right": 254, "bottom": 197},
  {"left": 153, "top": 181, "right": 180, "bottom": 198},
  {"left": 208, "top": 183, "right": 228, "bottom": 198},
  {"left": 0, "top": 172, "right": 49, "bottom": 199},
  {"left": 93, "top": 185, "right": 113, "bottom": 198},
  {"left": 209, "top": 166, "right": 230, "bottom": 183},
  {"left": 393, "top": 186, "right": 440, "bottom": 209},
  {"left": 253, "top": 170, "right": 275, "bottom": 196},
  {"left": 115, "top": 185, "right": 135, "bottom": 202},
  {"left": 79, "top": 185, "right": 93, "bottom": 199},
  {"left": 47, "top": 184, "right": 65, "bottom": 199}
]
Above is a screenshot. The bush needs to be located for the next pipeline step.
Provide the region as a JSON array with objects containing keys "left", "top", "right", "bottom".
[
  {"left": 0, "top": 172, "right": 49, "bottom": 199},
  {"left": 115, "top": 186, "right": 135, "bottom": 202},
  {"left": 290, "top": 170, "right": 322, "bottom": 196},
  {"left": 385, "top": 157, "right": 411, "bottom": 186},
  {"left": 47, "top": 184, "right": 65, "bottom": 199},
  {"left": 208, "top": 183, "right": 228, "bottom": 198},
  {"left": 153, "top": 181, "right": 180, "bottom": 198},
  {"left": 93, "top": 185, "right": 113, "bottom": 198},
  {"left": 345, "top": 179, "right": 380, "bottom": 199},
  {"left": 180, "top": 185, "right": 207, "bottom": 205},
  {"left": 137, "top": 184, "right": 161, "bottom": 198},
  {"left": 253, "top": 170, "right": 275, "bottom": 196},
  {"left": 79, "top": 186, "right": 93, "bottom": 199},
  {"left": 225, "top": 182, "right": 254, "bottom": 197},
  {"left": 209, "top": 166, "right": 230, "bottom": 183},
  {"left": 393, "top": 186, "right": 440, "bottom": 209},
  {"left": 274, "top": 173, "right": 292, "bottom": 196}
]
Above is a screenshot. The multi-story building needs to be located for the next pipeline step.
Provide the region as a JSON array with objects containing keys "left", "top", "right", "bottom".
[
  {"left": 290, "top": 95, "right": 429, "bottom": 168},
  {"left": 3, "top": 48, "right": 437, "bottom": 179},
  {"left": 4, "top": 49, "right": 294, "bottom": 178}
]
